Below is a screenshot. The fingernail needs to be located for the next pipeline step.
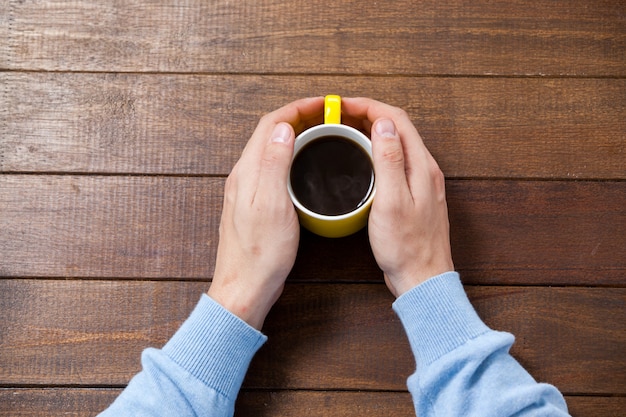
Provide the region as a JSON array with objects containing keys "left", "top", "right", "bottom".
[
  {"left": 375, "top": 119, "right": 397, "bottom": 138},
  {"left": 271, "top": 123, "right": 291, "bottom": 144}
]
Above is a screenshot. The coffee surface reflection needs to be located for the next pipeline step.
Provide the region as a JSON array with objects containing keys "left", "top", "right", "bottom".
[{"left": 290, "top": 136, "right": 374, "bottom": 216}]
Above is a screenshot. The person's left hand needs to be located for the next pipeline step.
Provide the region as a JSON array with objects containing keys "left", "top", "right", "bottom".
[{"left": 208, "top": 97, "right": 324, "bottom": 330}]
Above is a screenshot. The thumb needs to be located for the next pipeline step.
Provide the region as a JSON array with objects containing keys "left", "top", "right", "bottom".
[
  {"left": 371, "top": 118, "right": 410, "bottom": 200},
  {"left": 257, "top": 122, "right": 295, "bottom": 196}
]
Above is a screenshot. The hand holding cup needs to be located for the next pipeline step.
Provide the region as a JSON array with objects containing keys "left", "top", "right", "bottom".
[{"left": 341, "top": 97, "right": 455, "bottom": 296}]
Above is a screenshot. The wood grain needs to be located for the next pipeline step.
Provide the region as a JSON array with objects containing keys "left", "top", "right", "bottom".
[
  {"left": 2, "top": 0, "right": 624, "bottom": 76},
  {"left": 445, "top": 180, "right": 626, "bottom": 285},
  {"left": 236, "top": 393, "right": 626, "bottom": 417},
  {"left": 2, "top": 73, "right": 625, "bottom": 179},
  {"left": 0, "top": 280, "right": 624, "bottom": 394},
  {"left": 1, "top": 176, "right": 623, "bottom": 285},
  {"left": 0, "top": 176, "right": 223, "bottom": 280},
  {"left": 1, "top": 389, "right": 623, "bottom": 417},
  {"left": 2, "top": 0, "right": 625, "bottom": 412},
  {"left": 0, "top": 389, "right": 120, "bottom": 417},
  {"left": 563, "top": 396, "right": 626, "bottom": 417}
]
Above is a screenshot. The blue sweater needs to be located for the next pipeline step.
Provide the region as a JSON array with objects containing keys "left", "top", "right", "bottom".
[{"left": 98, "top": 272, "right": 570, "bottom": 416}]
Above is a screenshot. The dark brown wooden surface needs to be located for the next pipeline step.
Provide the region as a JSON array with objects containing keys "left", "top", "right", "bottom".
[
  {"left": 2, "top": 0, "right": 625, "bottom": 76},
  {"left": 1, "top": 0, "right": 625, "bottom": 416},
  {"left": 1, "top": 279, "right": 625, "bottom": 394},
  {"left": 2, "top": 73, "right": 625, "bottom": 179},
  {"left": 1, "top": 177, "right": 624, "bottom": 285},
  {"left": 1, "top": 389, "right": 625, "bottom": 417}
]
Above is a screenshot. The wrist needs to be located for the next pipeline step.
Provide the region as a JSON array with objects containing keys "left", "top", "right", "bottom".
[
  {"left": 388, "top": 259, "right": 455, "bottom": 297},
  {"left": 207, "top": 280, "right": 281, "bottom": 330}
]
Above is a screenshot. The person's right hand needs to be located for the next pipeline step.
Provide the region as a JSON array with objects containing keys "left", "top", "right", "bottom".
[{"left": 342, "top": 98, "right": 455, "bottom": 297}]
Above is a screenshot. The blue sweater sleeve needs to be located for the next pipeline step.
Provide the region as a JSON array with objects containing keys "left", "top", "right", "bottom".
[
  {"left": 97, "top": 294, "right": 266, "bottom": 417},
  {"left": 393, "top": 272, "right": 570, "bottom": 417}
]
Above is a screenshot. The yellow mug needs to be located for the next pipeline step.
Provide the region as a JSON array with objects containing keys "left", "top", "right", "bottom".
[{"left": 288, "top": 95, "right": 376, "bottom": 238}]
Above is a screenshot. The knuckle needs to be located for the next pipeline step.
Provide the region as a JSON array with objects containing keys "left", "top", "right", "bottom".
[
  {"left": 391, "top": 106, "right": 410, "bottom": 121},
  {"left": 224, "top": 172, "right": 235, "bottom": 193},
  {"left": 259, "top": 112, "right": 274, "bottom": 126},
  {"left": 429, "top": 159, "right": 445, "bottom": 181},
  {"left": 428, "top": 159, "right": 447, "bottom": 196},
  {"left": 225, "top": 164, "right": 239, "bottom": 187},
  {"left": 223, "top": 179, "right": 236, "bottom": 204},
  {"left": 383, "top": 147, "right": 404, "bottom": 166},
  {"left": 261, "top": 147, "right": 283, "bottom": 171},
  {"left": 380, "top": 142, "right": 405, "bottom": 168}
]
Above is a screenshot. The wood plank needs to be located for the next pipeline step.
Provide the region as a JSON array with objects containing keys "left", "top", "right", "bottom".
[
  {"left": 237, "top": 392, "right": 626, "bottom": 417},
  {"left": 237, "top": 393, "right": 626, "bottom": 417},
  {"left": 0, "top": 280, "right": 624, "bottom": 395},
  {"left": 0, "top": 176, "right": 624, "bottom": 285},
  {"left": 564, "top": 396, "right": 626, "bottom": 417},
  {"left": 0, "top": 389, "right": 623, "bottom": 416},
  {"left": 0, "top": 280, "right": 202, "bottom": 386},
  {"left": 0, "top": 176, "right": 223, "bottom": 279},
  {"left": 468, "top": 287, "right": 626, "bottom": 396},
  {"left": 2, "top": 0, "right": 624, "bottom": 76},
  {"left": 0, "top": 388, "right": 120, "bottom": 417},
  {"left": 2, "top": 73, "right": 625, "bottom": 179},
  {"left": 236, "top": 391, "right": 414, "bottom": 416},
  {"left": 0, "top": 389, "right": 414, "bottom": 417},
  {"left": 445, "top": 180, "right": 626, "bottom": 286}
]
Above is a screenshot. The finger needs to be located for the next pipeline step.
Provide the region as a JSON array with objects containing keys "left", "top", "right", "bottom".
[
  {"left": 232, "top": 97, "right": 323, "bottom": 201},
  {"left": 342, "top": 97, "right": 422, "bottom": 144},
  {"left": 266, "top": 96, "right": 325, "bottom": 134},
  {"left": 343, "top": 97, "right": 432, "bottom": 194},
  {"left": 254, "top": 122, "right": 296, "bottom": 205},
  {"left": 240, "top": 97, "right": 324, "bottom": 165},
  {"left": 371, "top": 118, "right": 411, "bottom": 201}
]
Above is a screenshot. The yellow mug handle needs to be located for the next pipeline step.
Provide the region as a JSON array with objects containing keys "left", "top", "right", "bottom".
[{"left": 324, "top": 95, "right": 341, "bottom": 124}]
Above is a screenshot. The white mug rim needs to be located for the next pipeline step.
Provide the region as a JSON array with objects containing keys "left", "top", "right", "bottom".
[{"left": 287, "top": 124, "right": 376, "bottom": 221}]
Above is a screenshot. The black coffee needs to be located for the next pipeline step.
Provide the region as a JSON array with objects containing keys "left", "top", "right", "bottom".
[{"left": 290, "top": 136, "right": 374, "bottom": 216}]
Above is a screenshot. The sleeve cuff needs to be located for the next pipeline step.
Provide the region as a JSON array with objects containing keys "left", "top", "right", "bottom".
[
  {"left": 392, "top": 271, "right": 490, "bottom": 368},
  {"left": 162, "top": 294, "right": 267, "bottom": 400}
]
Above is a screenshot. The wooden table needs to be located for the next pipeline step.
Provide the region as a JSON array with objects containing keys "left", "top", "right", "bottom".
[{"left": 1, "top": 1, "right": 625, "bottom": 416}]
